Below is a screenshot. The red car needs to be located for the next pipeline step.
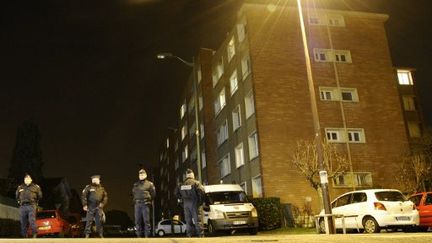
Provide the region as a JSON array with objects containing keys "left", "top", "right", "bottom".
[
  {"left": 408, "top": 192, "right": 432, "bottom": 231},
  {"left": 30, "top": 210, "right": 71, "bottom": 237}
]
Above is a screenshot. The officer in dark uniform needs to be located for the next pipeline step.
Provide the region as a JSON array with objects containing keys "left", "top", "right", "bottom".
[
  {"left": 81, "top": 175, "right": 108, "bottom": 238},
  {"left": 132, "top": 169, "right": 156, "bottom": 238},
  {"left": 16, "top": 174, "right": 42, "bottom": 238},
  {"left": 177, "top": 169, "right": 205, "bottom": 237}
]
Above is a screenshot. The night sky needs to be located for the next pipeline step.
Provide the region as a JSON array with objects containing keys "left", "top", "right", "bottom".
[{"left": 1, "top": 0, "right": 431, "bottom": 217}]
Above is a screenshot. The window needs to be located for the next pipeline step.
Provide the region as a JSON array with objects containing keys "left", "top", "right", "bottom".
[
  {"left": 320, "top": 87, "right": 359, "bottom": 102},
  {"left": 227, "top": 37, "right": 235, "bottom": 62},
  {"left": 197, "top": 65, "right": 202, "bottom": 84},
  {"left": 351, "top": 192, "right": 367, "bottom": 204},
  {"left": 248, "top": 132, "right": 259, "bottom": 159},
  {"left": 314, "top": 49, "right": 352, "bottom": 63},
  {"left": 219, "top": 154, "right": 231, "bottom": 178},
  {"left": 212, "top": 57, "right": 224, "bottom": 87},
  {"left": 189, "top": 122, "right": 196, "bottom": 139},
  {"left": 241, "top": 54, "right": 251, "bottom": 80},
  {"left": 214, "top": 88, "right": 226, "bottom": 115},
  {"left": 397, "top": 70, "right": 413, "bottom": 85},
  {"left": 232, "top": 105, "right": 242, "bottom": 131},
  {"left": 182, "top": 145, "right": 188, "bottom": 162},
  {"left": 166, "top": 138, "right": 170, "bottom": 148},
  {"left": 199, "top": 95, "right": 203, "bottom": 110},
  {"left": 230, "top": 70, "right": 239, "bottom": 95},
  {"left": 175, "top": 158, "right": 179, "bottom": 170},
  {"left": 217, "top": 120, "right": 229, "bottom": 146},
  {"left": 334, "top": 194, "right": 351, "bottom": 207},
  {"left": 235, "top": 143, "right": 245, "bottom": 168},
  {"left": 333, "top": 172, "right": 373, "bottom": 187},
  {"left": 308, "top": 16, "right": 321, "bottom": 25},
  {"left": 240, "top": 181, "right": 247, "bottom": 194},
  {"left": 252, "top": 176, "right": 263, "bottom": 198},
  {"left": 237, "top": 23, "right": 246, "bottom": 42},
  {"left": 188, "top": 97, "right": 195, "bottom": 114},
  {"left": 190, "top": 147, "right": 197, "bottom": 162},
  {"left": 327, "top": 15, "right": 345, "bottom": 27},
  {"left": 347, "top": 129, "right": 366, "bottom": 143},
  {"left": 245, "top": 91, "right": 255, "bottom": 118},
  {"left": 181, "top": 125, "right": 187, "bottom": 140},
  {"left": 180, "top": 102, "right": 186, "bottom": 119},
  {"left": 402, "top": 96, "right": 416, "bottom": 111},
  {"left": 200, "top": 123, "right": 205, "bottom": 139},
  {"left": 201, "top": 151, "right": 207, "bottom": 169},
  {"left": 325, "top": 129, "right": 342, "bottom": 143},
  {"left": 174, "top": 139, "right": 179, "bottom": 151},
  {"left": 408, "top": 122, "right": 421, "bottom": 138},
  {"left": 325, "top": 128, "right": 366, "bottom": 143}
]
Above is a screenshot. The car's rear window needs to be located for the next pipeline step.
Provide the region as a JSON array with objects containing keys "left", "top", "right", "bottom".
[
  {"left": 375, "top": 191, "right": 405, "bottom": 202},
  {"left": 37, "top": 211, "right": 56, "bottom": 219}
]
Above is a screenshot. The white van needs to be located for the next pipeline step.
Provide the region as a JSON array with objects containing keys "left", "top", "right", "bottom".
[{"left": 202, "top": 184, "right": 258, "bottom": 235}]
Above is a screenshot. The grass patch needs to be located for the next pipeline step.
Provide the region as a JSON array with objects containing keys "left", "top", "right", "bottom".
[{"left": 259, "top": 227, "right": 317, "bottom": 235}]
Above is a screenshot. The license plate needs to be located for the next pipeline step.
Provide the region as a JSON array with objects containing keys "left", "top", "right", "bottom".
[
  {"left": 233, "top": 221, "right": 246, "bottom": 225},
  {"left": 38, "top": 226, "right": 51, "bottom": 230},
  {"left": 396, "top": 216, "right": 410, "bottom": 221}
]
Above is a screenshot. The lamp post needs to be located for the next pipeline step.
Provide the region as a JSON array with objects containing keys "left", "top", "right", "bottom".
[
  {"left": 156, "top": 52, "right": 203, "bottom": 183},
  {"left": 296, "top": 0, "right": 334, "bottom": 234}
]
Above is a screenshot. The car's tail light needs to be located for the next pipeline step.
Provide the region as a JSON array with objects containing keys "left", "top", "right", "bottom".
[{"left": 374, "top": 202, "right": 387, "bottom": 211}]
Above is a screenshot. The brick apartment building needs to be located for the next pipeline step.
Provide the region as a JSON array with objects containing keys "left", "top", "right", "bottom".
[{"left": 157, "top": 0, "right": 411, "bottom": 216}]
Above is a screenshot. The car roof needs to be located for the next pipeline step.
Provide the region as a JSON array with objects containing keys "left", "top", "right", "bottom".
[{"left": 204, "top": 184, "right": 243, "bottom": 193}]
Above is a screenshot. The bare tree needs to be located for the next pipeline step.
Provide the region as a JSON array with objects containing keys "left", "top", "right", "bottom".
[{"left": 291, "top": 140, "right": 349, "bottom": 191}]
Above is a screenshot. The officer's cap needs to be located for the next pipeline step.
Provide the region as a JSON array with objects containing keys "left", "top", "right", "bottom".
[
  {"left": 139, "top": 169, "right": 146, "bottom": 174},
  {"left": 91, "top": 175, "right": 101, "bottom": 179}
]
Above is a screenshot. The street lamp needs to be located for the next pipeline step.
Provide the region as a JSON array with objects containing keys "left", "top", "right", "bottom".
[
  {"left": 296, "top": 0, "right": 334, "bottom": 234},
  {"left": 156, "top": 52, "right": 203, "bottom": 183}
]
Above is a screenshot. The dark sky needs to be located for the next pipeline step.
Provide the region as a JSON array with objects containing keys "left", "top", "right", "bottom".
[{"left": 1, "top": 0, "right": 431, "bottom": 216}]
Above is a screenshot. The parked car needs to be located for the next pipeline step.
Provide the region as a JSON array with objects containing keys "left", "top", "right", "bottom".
[
  {"left": 65, "top": 213, "right": 83, "bottom": 238},
  {"left": 408, "top": 192, "right": 432, "bottom": 231},
  {"left": 318, "top": 189, "right": 419, "bottom": 233},
  {"left": 155, "top": 219, "right": 186, "bottom": 236},
  {"left": 31, "top": 210, "right": 71, "bottom": 237}
]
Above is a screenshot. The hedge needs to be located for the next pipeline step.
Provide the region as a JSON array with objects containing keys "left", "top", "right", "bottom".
[{"left": 250, "top": 197, "right": 281, "bottom": 231}]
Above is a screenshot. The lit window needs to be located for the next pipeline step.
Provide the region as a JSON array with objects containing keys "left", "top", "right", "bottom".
[
  {"left": 232, "top": 105, "right": 242, "bottom": 131},
  {"left": 252, "top": 176, "right": 263, "bottom": 198},
  {"left": 347, "top": 129, "right": 366, "bottom": 143},
  {"left": 340, "top": 88, "right": 359, "bottom": 102},
  {"left": 180, "top": 102, "right": 186, "bottom": 119},
  {"left": 182, "top": 145, "right": 188, "bottom": 162},
  {"left": 217, "top": 120, "right": 229, "bottom": 146},
  {"left": 241, "top": 54, "right": 252, "bottom": 80},
  {"left": 402, "top": 96, "right": 416, "bottom": 111},
  {"left": 181, "top": 125, "right": 187, "bottom": 140},
  {"left": 314, "top": 49, "right": 352, "bottom": 63},
  {"left": 188, "top": 97, "right": 195, "bottom": 114},
  {"left": 166, "top": 138, "right": 170, "bottom": 148},
  {"left": 325, "top": 129, "right": 342, "bottom": 143},
  {"left": 200, "top": 123, "right": 205, "bottom": 139},
  {"left": 235, "top": 143, "right": 245, "bottom": 168},
  {"left": 219, "top": 154, "right": 231, "bottom": 178},
  {"left": 334, "top": 50, "right": 352, "bottom": 63},
  {"left": 230, "top": 70, "right": 239, "bottom": 95},
  {"left": 333, "top": 172, "right": 373, "bottom": 187},
  {"left": 212, "top": 57, "right": 224, "bottom": 87},
  {"left": 325, "top": 128, "right": 366, "bottom": 143},
  {"left": 397, "top": 70, "right": 413, "bottom": 85},
  {"left": 245, "top": 91, "right": 255, "bottom": 118},
  {"left": 201, "top": 151, "right": 207, "bottom": 169},
  {"left": 319, "top": 87, "right": 359, "bottom": 102},
  {"left": 237, "top": 22, "right": 246, "bottom": 42},
  {"left": 227, "top": 37, "right": 236, "bottom": 62},
  {"left": 199, "top": 95, "right": 203, "bottom": 110},
  {"left": 248, "top": 132, "right": 259, "bottom": 160},
  {"left": 214, "top": 88, "right": 226, "bottom": 115},
  {"left": 197, "top": 65, "right": 202, "bottom": 84},
  {"left": 408, "top": 122, "right": 421, "bottom": 138}
]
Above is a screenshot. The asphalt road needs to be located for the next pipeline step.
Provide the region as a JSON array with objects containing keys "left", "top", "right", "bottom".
[{"left": 2, "top": 233, "right": 432, "bottom": 243}]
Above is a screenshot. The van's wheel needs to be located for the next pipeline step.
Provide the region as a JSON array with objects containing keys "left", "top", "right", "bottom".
[
  {"left": 363, "top": 217, "right": 380, "bottom": 233},
  {"left": 207, "top": 220, "right": 217, "bottom": 236},
  {"left": 249, "top": 228, "right": 258, "bottom": 235},
  {"left": 157, "top": 230, "right": 165, "bottom": 237},
  {"left": 318, "top": 218, "right": 326, "bottom": 233}
]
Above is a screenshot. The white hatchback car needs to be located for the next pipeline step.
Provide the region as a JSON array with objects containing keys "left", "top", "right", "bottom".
[
  {"left": 154, "top": 219, "right": 186, "bottom": 236},
  {"left": 319, "top": 189, "right": 419, "bottom": 233}
]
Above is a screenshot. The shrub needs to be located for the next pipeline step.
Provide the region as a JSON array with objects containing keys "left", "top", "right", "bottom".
[{"left": 250, "top": 197, "right": 281, "bottom": 231}]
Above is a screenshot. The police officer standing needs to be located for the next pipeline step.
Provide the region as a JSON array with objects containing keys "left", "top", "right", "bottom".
[
  {"left": 132, "top": 169, "right": 155, "bottom": 238},
  {"left": 177, "top": 169, "right": 205, "bottom": 237},
  {"left": 16, "top": 174, "right": 42, "bottom": 238},
  {"left": 81, "top": 175, "right": 108, "bottom": 238}
]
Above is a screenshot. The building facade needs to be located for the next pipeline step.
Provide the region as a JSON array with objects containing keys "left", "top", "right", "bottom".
[{"left": 158, "top": 0, "right": 411, "bottom": 215}]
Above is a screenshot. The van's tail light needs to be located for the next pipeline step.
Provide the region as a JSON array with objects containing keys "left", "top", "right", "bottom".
[{"left": 374, "top": 202, "right": 387, "bottom": 211}]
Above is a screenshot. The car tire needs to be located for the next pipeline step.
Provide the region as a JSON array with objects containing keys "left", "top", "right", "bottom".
[
  {"left": 207, "top": 220, "right": 217, "bottom": 236},
  {"left": 363, "top": 217, "right": 380, "bottom": 233},
  {"left": 249, "top": 228, "right": 258, "bottom": 235},
  {"left": 157, "top": 230, "right": 165, "bottom": 237}
]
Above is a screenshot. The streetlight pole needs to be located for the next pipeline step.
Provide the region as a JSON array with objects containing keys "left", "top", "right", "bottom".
[
  {"left": 296, "top": 0, "right": 334, "bottom": 234},
  {"left": 156, "top": 53, "right": 203, "bottom": 183}
]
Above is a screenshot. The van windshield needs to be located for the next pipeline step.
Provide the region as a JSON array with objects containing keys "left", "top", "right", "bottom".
[{"left": 207, "top": 191, "right": 248, "bottom": 204}]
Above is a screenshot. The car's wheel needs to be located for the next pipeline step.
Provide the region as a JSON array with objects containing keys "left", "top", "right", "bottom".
[
  {"left": 363, "top": 217, "right": 380, "bottom": 233},
  {"left": 207, "top": 220, "right": 217, "bottom": 236},
  {"left": 157, "top": 230, "right": 165, "bottom": 237}
]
